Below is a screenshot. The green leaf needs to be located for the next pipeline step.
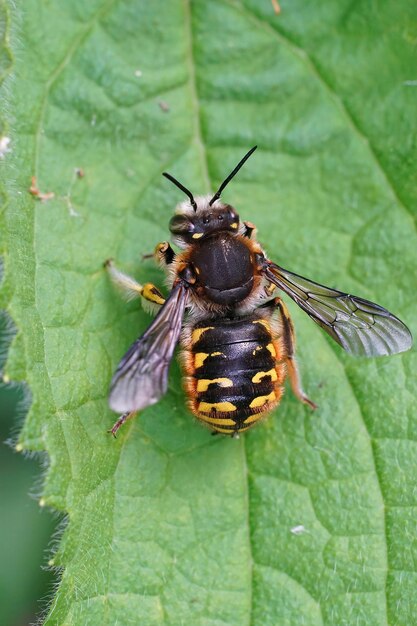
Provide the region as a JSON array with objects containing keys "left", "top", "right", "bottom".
[{"left": 2, "top": 1, "right": 417, "bottom": 624}]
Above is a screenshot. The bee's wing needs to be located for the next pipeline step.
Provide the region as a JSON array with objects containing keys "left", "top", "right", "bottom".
[
  {"left": 109, "top": 282, "right": 189, "bottom": 412},
  {"left": 264, "top": 262, "right": 412, "bottom": 357}
]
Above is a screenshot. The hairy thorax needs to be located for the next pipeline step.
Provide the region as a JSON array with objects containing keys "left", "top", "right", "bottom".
[{"left": 189, "top": 232, "right": 256, "bottom": 306}]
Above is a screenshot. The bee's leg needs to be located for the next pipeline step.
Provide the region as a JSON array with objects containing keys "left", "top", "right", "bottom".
[
  {"left": 104, "top": 259, "right": 165, "bottom": 312},
  {"left": 274, "top": 297, "right": 318, "bottom": 410},
  {"left": 243, "top": 221, "right": 256, "bottom": 239},
  {"left": 153, "top": 241, "right": 176, "bottom": 266},
  {"left": 108, "top": 411, "right": 137, "bottom": 437}
]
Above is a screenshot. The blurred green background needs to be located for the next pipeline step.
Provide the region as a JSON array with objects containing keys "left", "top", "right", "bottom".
[{"left": 0, "top": 316, "right": 55, "bottom": 626}]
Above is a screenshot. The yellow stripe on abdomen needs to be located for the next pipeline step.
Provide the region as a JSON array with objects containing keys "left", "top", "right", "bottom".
[
  {"left": 192, "top": 326, "right": 214, "bottom": 343},
  {"left": 251, "top": 368, "right": 278, "bottom": 383},
  {"left": 196, "top": 377, "right": 233, "bottom": 392},
  {"left": 198, "top": 401, "right": 237, "bottom": 413},
  {"left": 249, "top": 391, "right": 276, "bottom": 409},
  {"left": 198, "top": 415, "right": 236, "bottom": 427},
  {"left": 194, "top": 352, "right": 209, "bottom": 369}
]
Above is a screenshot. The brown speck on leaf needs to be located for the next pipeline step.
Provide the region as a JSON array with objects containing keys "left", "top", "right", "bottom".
[
  {"left": 271, "top": 0, "right": 281, "bottom": 14},
  {"left": 158, "top": 100, "right": 170, "bottom": 112},
  {"left": 75, "top": 167, "right": 85, "bottom": 178},
  {"left": 29, "top": 176, "right": 55, "bottom": 201}
]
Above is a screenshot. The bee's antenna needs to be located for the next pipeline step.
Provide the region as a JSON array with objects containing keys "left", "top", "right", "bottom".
[
  {"left": 162, "top": 172, "right": 197, "bottom": 211},
  {"left": 209, "top": 145, "right": 257, "bottom": 206}
]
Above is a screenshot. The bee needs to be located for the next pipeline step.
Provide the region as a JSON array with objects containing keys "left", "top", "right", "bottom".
[{"left": 106, "top": 146, "right": 413, "bottom": 438}]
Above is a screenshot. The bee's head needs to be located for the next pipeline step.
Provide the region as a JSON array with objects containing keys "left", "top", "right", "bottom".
[
  {"left": 163, "top": 146, "right": 257, "bottom": 247},
  {"left": 169, "top": 198, "right": 240, "bottom": 244}
]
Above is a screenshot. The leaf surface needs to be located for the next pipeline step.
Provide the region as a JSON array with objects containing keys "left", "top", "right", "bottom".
[{"left": 1, "top": 1, "right": 417, "bottom": 624}]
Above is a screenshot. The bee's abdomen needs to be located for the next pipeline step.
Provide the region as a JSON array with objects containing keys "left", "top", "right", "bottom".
[{"left": 182, "top": 316, "right": 285, "bottom": 434}]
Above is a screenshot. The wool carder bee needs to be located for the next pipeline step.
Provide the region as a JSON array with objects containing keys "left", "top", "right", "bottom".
[{"left": 106, "top": 147, "right": 412, "bottom": 437}]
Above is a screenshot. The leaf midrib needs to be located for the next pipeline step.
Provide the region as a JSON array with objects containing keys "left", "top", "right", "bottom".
[{"left": 185, "top": 1, "right": 255, "bottom": 623}]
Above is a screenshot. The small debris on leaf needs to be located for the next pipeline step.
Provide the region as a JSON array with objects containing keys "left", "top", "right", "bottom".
[
  {"left": 63, "top": 167, "right": 85, "bottom": 217},
  {"left": 0, "top": 136, "right": 11, "bottom": 158},
  {"left": 158, "top": 100, "right": 170, "bottom": 112},
  {"left": 29, "top": 176, "right": 55, "bottom": 201},
  {"left": 271, "top": 0, "right": 281, "bottom": 14}
]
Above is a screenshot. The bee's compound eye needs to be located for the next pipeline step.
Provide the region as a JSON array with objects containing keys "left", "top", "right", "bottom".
[
  {"left": 225, "top": 206, "right": 239, "bottom": 230},
  {"left": 169, "top": 214, "right": 194, "bottom": 235}
]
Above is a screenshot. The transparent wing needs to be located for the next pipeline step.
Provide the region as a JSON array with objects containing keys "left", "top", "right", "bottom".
[
  {"left": 109, "top": 282, "right": 189, "bottom": 412},
  {"left": 265, "top": 262, "right": 412, "bottom": 357}
]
